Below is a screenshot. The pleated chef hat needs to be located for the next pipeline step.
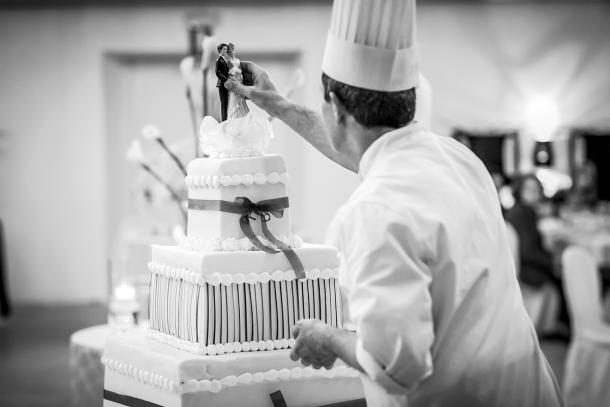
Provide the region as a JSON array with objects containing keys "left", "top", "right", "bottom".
[{"left": 322, "top": 0, "right": 419, "bottom": 92}]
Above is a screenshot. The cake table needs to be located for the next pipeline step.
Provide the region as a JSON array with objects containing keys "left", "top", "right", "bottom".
[{"left": 71, "top": 324, "right": 147, "bottom": 407}]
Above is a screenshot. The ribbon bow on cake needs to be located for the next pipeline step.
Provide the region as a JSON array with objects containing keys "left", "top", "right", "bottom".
[{"left": 188, "top": 196, "right": 306, "bottom": 279}]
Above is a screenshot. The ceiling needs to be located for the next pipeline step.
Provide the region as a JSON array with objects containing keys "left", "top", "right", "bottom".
[{"left": 1, "top": 0, "right": 608, "bottom": 10}]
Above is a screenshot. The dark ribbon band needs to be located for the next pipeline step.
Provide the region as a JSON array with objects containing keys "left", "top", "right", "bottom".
[
  {"left": 188, "top": 196, "right": 306, "bottom": 279},
  {"left": 104, "top": 389, "right": 164, "bottom": 407},
  {"left": 270, "top": 390, "right": 288, "bottom": 407},
  {"left": 269, "top": 390, "right": 366, "bottom": 407}
]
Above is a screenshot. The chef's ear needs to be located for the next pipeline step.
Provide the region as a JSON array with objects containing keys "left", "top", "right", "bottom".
[{"left": 328, "top": 92, "right": 347, "bottom": 125}]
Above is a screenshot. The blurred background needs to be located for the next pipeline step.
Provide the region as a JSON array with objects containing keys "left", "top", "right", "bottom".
[{"left": 0, "top": 0, "right": 609, "bottom": 406}]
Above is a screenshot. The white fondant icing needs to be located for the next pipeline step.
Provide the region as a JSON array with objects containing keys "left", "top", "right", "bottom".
[
  {"left": 184, "top": 171, "right": 290, "bottom": 189},
  {"left": 187, "top": 155, "right": 286, "bottom": 176},
  {"left": 186, "top": 155, "right": 292, "bottom": 245},
  {"left": 199, "top": 380, "right": 211, "bottom": 392},
  {"left": 146, "top": 329, "right": 302, "bottom": 356},
  {"left": 148, "top": 261, "right": 339, "bottom": 286},
  {"left": 252, "top": 372, "right": 264, "bottom": 383},
  {"left": 208, "top": 150, "right": 260, "bottom": 159},
  {"left": 237, "top": 372, "right": 252, "bottom": 384},
  {"left": 178, "top": 234, "right": 302, "bottom": 252},
  {"left": 209, "top": 380, "right": 222, "bottom": 393},
  {"left": 101, "top": 357, "right": 180, "bottom": 393},
  {"left": 104, "top": 354, "right": 358, "bottom": 395}
]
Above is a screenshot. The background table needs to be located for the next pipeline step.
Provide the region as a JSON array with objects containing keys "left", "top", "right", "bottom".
[
  {"left": 539, "top": 213, "right": 610, "bottom": 263},
  {"left": 539, "top": 213, "right": 610, "bottom": 294},
  {"left": 70, "top": 324, "right": 110, "bottom": 407}
]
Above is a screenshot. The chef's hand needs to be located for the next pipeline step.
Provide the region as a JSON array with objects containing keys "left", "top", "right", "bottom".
[
  {"left": 225, "top": 62, "right": 355, "bottom": 172},
  {"left": 224, "top": 61, "right": 285, "bottom": 117},
  {"left": 290, "top": 319, "right": 337, "bottom": 370}
]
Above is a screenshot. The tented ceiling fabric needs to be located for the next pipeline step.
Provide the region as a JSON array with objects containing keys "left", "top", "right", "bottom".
[{"left": 418, "top": 3, "right": 610, "bottom": 146}]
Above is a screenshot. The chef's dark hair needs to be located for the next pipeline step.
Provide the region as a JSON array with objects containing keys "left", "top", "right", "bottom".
[
  {"left": 217, "top": 43, "right": 228, "bottom": 53},
  {"left": 321, "top": 72, "right": 416, "bottom": 129}
]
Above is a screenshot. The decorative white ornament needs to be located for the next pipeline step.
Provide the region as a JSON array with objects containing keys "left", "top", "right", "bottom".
[
  {"left": 126, "top": 140, "right": 146, "bottom": 164},
  {"left": 199, "top": 112, "right": 273, "bottom": 157},
  {"left": 142, "top": 124, "right": 162, "bottom": 140}
]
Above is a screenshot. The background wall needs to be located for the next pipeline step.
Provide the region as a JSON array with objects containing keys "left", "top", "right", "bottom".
[{"left": 1, "top": 2, "right": 609, "bottom": 303}]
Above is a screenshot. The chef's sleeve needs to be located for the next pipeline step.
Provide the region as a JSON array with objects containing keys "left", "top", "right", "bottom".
[{"left": 339, "top": 202, "right": 435, "bottom": 394}]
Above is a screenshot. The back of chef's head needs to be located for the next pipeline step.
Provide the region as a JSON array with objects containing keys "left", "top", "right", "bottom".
[{"left": 321, "top": 0, "right": 419, "bottom": 129}]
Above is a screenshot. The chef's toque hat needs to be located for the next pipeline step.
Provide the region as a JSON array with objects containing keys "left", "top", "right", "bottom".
[{"left": 322, "top": 0, "right": 419, "bottom": 92}]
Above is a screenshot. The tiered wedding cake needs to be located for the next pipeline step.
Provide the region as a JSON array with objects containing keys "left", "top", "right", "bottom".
[{"left": 102, "top": 112, "right": 364, "bottom": 407}]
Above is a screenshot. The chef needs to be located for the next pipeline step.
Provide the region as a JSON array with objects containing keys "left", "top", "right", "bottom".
[{"left": 226, "top": 1, "right": 563, "bottom": 406}]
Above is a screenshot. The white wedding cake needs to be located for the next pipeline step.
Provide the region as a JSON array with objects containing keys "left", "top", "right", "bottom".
[{"left": 103, "top": 112, "right": 364, "bottom": 407}]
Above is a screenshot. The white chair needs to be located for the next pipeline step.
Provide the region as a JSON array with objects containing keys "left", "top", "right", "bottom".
[
  {"left": 506, "top": 222, "right": 559, "bottom": 334},
  {"left": 562, "top": 246, "right": 610, "bottom": 407}
]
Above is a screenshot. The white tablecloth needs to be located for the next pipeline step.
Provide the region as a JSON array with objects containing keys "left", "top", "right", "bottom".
[
  {"left": 539, "top": 215, "right": 610, "bottom": 265},
  {"left": 69, "top": 324, "right": 110, "bottom": 407}
]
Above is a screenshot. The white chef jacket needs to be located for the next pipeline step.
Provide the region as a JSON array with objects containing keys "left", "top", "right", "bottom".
[{"left": 326, "top": 123, "right": 563, "bottom": 407}]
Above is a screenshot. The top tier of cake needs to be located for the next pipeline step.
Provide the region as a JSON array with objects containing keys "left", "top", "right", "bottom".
[{"left": 183, "top": 154, "right": 300, "bottom": 252}]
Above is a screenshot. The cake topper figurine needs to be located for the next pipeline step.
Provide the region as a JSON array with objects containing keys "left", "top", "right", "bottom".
[
  {"left": 214, "top": 43, "right": 230, "bottom": 121},
  {"left": 215, "top": 42, "right": 249, "bottom": 122},
  {"left": 226, "top": 43, "right": 250, "bottom": 120},
  {"left": 203, "top": 41, "right": 271, "bottom": 157}
]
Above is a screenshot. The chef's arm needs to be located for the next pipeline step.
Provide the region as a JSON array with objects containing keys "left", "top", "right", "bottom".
[
  {"left": 274, "top": 100, "right": 356, "bottom": 172},
  {"left": 326, "top": 328, "right": 364, "bottom": 373},
  {"left": 225, "top": 61, "right": 356, "bottom": 172},
  {"left": 340, "top": 203, "right": 436, "bottom": 394},
  {"left": 325, "top": 324, "right": 425, "bottom": 390}
]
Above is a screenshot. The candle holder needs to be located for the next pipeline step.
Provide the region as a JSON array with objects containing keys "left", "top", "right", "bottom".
[
  {"left": 107, "top": 257, "right": 148, "bottom": 330},
  {"left": 109, "top": 282, "right": 139, "bottom": 328}
]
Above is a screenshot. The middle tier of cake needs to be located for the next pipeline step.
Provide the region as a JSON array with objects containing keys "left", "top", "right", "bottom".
[
  {"left": 184, "top": 154, "right": 297, "bottom": 251},
  {"left": 148, "top": 244, "right": 343, "bottom": 355}
]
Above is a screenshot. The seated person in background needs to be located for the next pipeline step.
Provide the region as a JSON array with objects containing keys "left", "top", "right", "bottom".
[
  {"left": 505, "top": 174, "right": 555, "bottom": 287},
  {"left": 506, "top": 174, "right": 570, "bottom": 332},
  {"left": 567, "top": 160, "right": 598, "bottom": 210}
]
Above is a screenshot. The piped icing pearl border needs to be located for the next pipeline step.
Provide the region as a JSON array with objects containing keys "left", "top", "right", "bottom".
[
  {"left": 206, "top": 150, "right": 261, "bottom": 159},
  {"left": 102, "top": 356, "right": 181, "bottom": 393},
  {"left": 148, "top": 261, "right": 339, "bottom": 286},
  {"left": 102, "top": 355, "right": 360, "bottom": 395},
  {"left": 179, "top": 234, "right": 303, "bottom": 252},
  {"left": 185, "top": 172, "right": 289, "bottom": 189},
  {"left": 147, "top": 328, "right": 296, "bottom": 356}
]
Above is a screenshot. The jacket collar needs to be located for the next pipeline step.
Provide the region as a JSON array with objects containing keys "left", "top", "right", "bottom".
[{"left": 358, "top": 121, "right": 424, "bottom": 179}]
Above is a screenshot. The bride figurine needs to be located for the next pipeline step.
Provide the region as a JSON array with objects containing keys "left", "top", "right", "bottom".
[{"left": 226, "top": 43, "right": 249, "bottom": 119}]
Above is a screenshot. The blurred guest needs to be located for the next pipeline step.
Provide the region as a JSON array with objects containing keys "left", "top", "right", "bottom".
[
  {"left": 567, "top": 160, "right": 598, "bottom": 210},
  {"left": 506, "top": 174, "right": 569, "bottom": 332},
  {"left": 506, "top": 174, "right": 555, "bottom": 285}
]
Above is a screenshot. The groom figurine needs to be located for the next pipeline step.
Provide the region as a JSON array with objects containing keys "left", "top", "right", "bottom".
[{"left": 215, "top": 43, "right": 230, "bottom": 121}]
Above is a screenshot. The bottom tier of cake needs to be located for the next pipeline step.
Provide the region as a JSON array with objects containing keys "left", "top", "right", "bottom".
[{"left": 103, "top": 330, "right": 365, "bottom": 407}]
